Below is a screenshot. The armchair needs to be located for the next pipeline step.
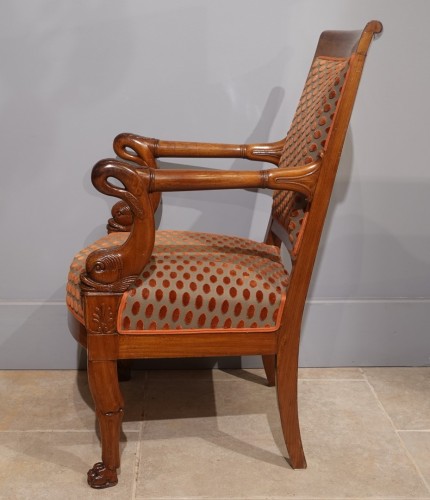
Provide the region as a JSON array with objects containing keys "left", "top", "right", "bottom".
[{"left": 66, "top": 21, "right": 382, "bottom": 488}]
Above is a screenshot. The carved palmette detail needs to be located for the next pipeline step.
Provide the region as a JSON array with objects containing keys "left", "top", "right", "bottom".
[
  {"left": 246, "top": 141, "right": 284, "bottom": 165},
  {"left": 91, "top": 304, "right": 116, "bottom": 334},
  {"left": 266, "top": 161, "right": 321, "bottom": 200}
]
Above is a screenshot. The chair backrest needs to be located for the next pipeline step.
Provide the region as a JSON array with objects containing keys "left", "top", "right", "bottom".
[
  {"left": 272, "top": 57, "right": 349, "bottom": 254},
  {"left": 267, "top": 21, "right": 382, "bottom": 328}
]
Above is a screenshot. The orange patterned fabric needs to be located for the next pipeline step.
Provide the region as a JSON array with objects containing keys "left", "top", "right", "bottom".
[
  {"left": 66, "top": 232, "right": 128, "bottom": 323},
  {"left": 273, "top": 56, "right": 350, "bottom": 256},
  {"left": 66, "top": 231, "right": 289, "bottom": 334},
  {"left": 119, "top": 231, "right": 288, "bottom": 333}
]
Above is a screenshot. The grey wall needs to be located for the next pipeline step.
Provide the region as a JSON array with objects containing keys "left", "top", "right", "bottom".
[{"left": 1, "top": 1, "right": 429, "bottom": 368}]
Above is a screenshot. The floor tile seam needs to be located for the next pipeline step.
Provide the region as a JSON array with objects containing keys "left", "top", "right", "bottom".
[
  {"left": 362, "top": 374, "right": 430, "bottom": 495},
  {"left": 139, "top": 430, "right": 282, "bottom": 442},
  {"left": 0, "top": 429, "right": 141, "bottom": 434},
  {"left": 133, "top": 497, "right": 430, "bottom": 500},
  {"left": 152, "top": 377, "right": 368, "bottom": 383},
  {"left": 361, "top": 371, "right": 403, "bottom": 430},
  {"left": 131, "top": 421, "right": 144, "bottom": 500},
  {"left": 148, "top": 379, "right": 271, "bottom": 384},
  {"left": 142, "top": 369, "right": 151, "bottom": 390},
  {"left": 397, "top": 432, "right": 430, "bottom": 496},
  {"left": 299, "top": 378, "right": 366, "bottom": 382},
  {"left": 0, "top": 429, "right": 98, "bottom": 433},
  {"left": 397, "top": 429, "right": 430, "bottom": 433}
]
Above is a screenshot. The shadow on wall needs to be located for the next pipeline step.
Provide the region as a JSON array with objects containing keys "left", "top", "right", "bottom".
[
  {"left": 0, "top": 88, "right": 285, "bottom": 371},
  {"left": 309, "top": 127, "right": 356, "bottom": 297},
  {"left": 300, "top": 128, "right": 356, "bottom": 364},
  {"left": 135, "top": 87, "right": 285, "bottom": 370},
  {"left": 2, "top": 179, "right": 430, "bottom": 370},
  {"left": 155, "top": 87, "right": 285, "bottom": 238}
]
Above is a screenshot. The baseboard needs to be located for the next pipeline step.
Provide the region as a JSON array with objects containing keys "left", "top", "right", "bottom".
[
  {"left": 0, "top": 300, "right": 429, "bottom": 369},
  {"left": 299, "top": 299, "right": 430, "bottom": 367}
]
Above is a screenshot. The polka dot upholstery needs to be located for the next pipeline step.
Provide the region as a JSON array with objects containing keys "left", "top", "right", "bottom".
[
  {"left": 273, "top": 56, "right": 350, "bottom": 256},
  {"left": 66, "top": 231, "right": 289, "bottom": 334},
  {"left": 120, "top": 231, "right": 288, "bottom": 333}
]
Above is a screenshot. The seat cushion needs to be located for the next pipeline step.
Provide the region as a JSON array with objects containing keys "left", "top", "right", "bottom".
[{"left": 67, "top": 231, "right": 289, "bottom": 334}]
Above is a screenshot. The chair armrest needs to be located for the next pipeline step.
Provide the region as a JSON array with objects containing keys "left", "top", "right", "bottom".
[
  {"left": 110, "top": 133, "right": 284, "bottom": 232},
  {"left": 113, "top": 133, "right": 284, "bottom": 166},
  {"left": 80, "top": 158, "right": 320, "bottom": 292},
  {"left": 148, "top": 161, "right": 321, "bottom": 200}
]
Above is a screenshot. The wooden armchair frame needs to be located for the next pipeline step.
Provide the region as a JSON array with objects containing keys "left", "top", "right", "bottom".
[{"left": 67, "top": 21, "right": 382, "bottom": 488}]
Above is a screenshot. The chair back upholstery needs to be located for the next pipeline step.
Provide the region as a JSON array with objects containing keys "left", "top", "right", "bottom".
[
  {"left": 267, "top": 22, "right": 382, "bottom": 329},
  {"left": 273, "top": 57, "right": 349, "bottom": 257}
]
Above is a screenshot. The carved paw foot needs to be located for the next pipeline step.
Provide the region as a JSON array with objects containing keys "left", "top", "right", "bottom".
[{"left": 87, "top": 462, "right": 118, "bottom": 489}]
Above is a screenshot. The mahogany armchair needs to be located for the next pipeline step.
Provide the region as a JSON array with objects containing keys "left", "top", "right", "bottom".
[{"left": 67, "top": 21, "right": 382, "bottom": 488}]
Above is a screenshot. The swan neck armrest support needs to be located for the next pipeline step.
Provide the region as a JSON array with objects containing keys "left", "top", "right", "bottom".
[{"left": 82, "top": 158, "right": 320, "bottom": 290}]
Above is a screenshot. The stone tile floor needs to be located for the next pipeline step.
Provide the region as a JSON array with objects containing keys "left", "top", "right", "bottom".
[{"left": 0, "top": 367, "right": 429, "bottom": 499}]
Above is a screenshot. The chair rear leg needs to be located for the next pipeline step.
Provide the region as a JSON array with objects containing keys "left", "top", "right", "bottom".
[
  {"left": 276, "top": 340, "right": 307, "bottom": 469},
  {"left": 117, "top": 359, "right": 133, "bottom": 381},
  {"left": 87, "top": 359, "right": 124, "bottom": 488},
  {"left": 262, "top": 355, "right": 276, "bottom": 386}
]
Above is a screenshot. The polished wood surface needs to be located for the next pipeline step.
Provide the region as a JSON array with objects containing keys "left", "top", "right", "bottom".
[
  {"left": 69, "top": 21, "right": 382, "bottom": 488},
  {"left": 114, "top": 132, "right": 284, "bottom": 166}
]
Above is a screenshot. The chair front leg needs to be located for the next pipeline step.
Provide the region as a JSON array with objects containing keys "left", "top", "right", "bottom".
[{"left": 87, "top": 359, "right": 124, "bottom": 489}]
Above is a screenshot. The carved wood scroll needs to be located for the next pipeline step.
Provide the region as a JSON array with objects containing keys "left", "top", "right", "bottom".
[
  {"left": 110, "top": 133, "right": 162, "bottom": 231},
  {"left": 81, "top": 161, "right": 155, "bottom": 293}
]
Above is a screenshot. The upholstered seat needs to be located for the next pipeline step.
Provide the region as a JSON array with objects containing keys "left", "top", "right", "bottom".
[
  {"left": 68, "top": 230, "right": 289, "bottom": 333},
  {"left": 66, "top": 21, "right": 382, "bottom": 489}
]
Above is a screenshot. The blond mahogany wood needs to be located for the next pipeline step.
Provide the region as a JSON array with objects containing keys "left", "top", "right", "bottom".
[
  {"left": 117, "top": 332, "right": 277, "bottom": 359},
  {"left": 67, "top": 311, "right": 87, "bottom": 349},
  {"left": 114, "top": 132, "right": 284, "bottom": 166},
  {"left": 148, "top": 161, "right": 320, "bottom": 199},
  {"left": 71, "top": 21, "right": 382, "bottom": 488},
  {"left": 85, "top": 331, "right": 277, "bottom": 361}
]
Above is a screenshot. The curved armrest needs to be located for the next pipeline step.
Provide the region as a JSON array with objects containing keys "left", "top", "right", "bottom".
[
  {"left": 114, "top": 132, "right": 284, "bottom": 166},
  {"left": 148, "top": 161, "right": 321, "bottom": 200},
  {"left": 80, "top": 158, "right": 320, "bottom": 291}
]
